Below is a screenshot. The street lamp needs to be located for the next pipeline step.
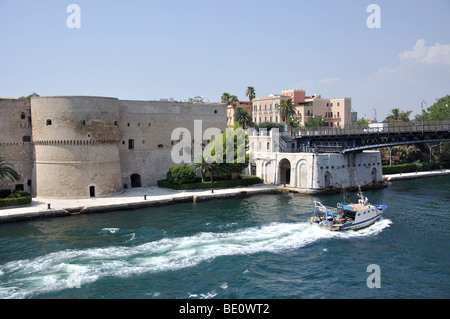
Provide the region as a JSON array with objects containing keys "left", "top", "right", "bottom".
[
  {"left": 421, "top": 100, "right": 427, "bottom": 133},
  {"left": 429, "top": 144, "right": 437, "bottom": 163},
  {"left": 388, "top": 146, "right": 399, "bottom": 166}
]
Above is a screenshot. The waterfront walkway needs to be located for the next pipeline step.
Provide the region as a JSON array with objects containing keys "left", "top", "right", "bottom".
[
  {"left": 1, "top": 169, "right": 449, "bottom": 224},
  {"left": 0, "top": 184, "right": 280, "bottom": 224},
  {"left": 383, "top": 169, "right": 450, "bottom": 181}
]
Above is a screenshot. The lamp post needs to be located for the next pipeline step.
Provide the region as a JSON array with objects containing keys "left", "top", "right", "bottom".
[
  {"left": 388, "top": 146, "right": 399, "bottom": 166},
  {"left": 429, "top": 144, "right": 437, "bottom": 163},
  {"left": 421, "top": 100, "right": 427, "bottom": 133}
]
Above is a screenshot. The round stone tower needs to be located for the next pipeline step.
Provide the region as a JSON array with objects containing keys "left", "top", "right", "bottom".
[{"left": 31, "top": 96, "right": 123, "bottom": 198}]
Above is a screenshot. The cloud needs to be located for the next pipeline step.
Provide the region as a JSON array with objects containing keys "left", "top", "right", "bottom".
[
  {"left": 399, "top": 39, "right": 450, "bottom": 65},
  {"left": 353, "top": 39, "right": 450, "bottom": 121},
  {"left": 319, "top": 77, "right": 341, "bottom": 85}
]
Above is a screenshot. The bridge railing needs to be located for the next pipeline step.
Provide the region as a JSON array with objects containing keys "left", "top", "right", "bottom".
[{"left": 294, "top": 121, "right": 450, "bottom": 137}]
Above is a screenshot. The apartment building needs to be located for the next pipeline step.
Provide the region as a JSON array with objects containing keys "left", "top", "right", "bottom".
[{"left": 252, "top": 88, "right": 353, "bottom": 128}]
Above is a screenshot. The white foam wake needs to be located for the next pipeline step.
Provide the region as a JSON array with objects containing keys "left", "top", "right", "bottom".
[{"left": 0, "top": 219, "right": 391, "bottom": 299}]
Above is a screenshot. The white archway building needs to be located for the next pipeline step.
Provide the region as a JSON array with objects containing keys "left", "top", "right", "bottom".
[{"left": 248, "top": 129, "right": 383, "bottom": 190}]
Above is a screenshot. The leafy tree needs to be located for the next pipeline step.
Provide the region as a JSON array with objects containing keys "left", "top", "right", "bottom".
[
  {"left": 245, "top": 86, "right": 256, "bottom": 102},
  {"left": 305, "top": 115, "right": 326, "bottom": 128},
  {"left": 421, "top": 95, "right": 450, "bottom": 121},
  {"left": 207, "top": 123, "right": 250, "bottom": 180},
  {"left": 254, "top": 122, "right": 285, "bottom": 131},
  {"left": 166, "top": 165, "right": 196, "bottom": 185},
  {"left": 0, "top": 152, "right": 19, "bottom": 183},
  {"left": 353, "top": 118, "right": 369, "bottom": 128}
]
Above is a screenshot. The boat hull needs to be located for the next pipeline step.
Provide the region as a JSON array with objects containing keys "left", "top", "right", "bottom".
[{"left": 337, "top": 214, "right": 382, "bottom": 231}]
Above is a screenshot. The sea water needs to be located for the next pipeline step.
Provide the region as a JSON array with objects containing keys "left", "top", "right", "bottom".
[{"left": 0, "top": 176, "right": 449, "bottom": 299}]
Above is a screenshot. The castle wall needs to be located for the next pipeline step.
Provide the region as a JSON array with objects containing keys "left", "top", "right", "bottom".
[
  {"left": 118, "top": 100, "right": 227, "bottom": 188},
  {"left": 31, "top": 97, "right": 123, "bottom": 198},
  {"left": 0, "top": 98, "right": 34, "bottom": 193},
  {"left": 0, "top": 96, "right": 227, "bottom": 198}
]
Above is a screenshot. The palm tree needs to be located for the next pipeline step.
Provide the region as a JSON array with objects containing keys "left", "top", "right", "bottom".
[
  {"left": 229, "top": 95, "right": 239, "bottom": 114},
  {"left": 190, "top": 155, "right": 214, "bottom": 183},
  {"left": 385, "top": 108, "right": 412, "bottom": 123},
  {"left": 0, "top": 153, "right": 19, "bottom": 183},
  {"left": 245, "top": 87, "right": 256, "bottom": 102},
  {"left": 235, "top": 107, "right": 252, "bottom": 129},
  {"left": 278, "top": 99, "right": 296, "bottom": 124},
  {"left": 221, "top": 92, "right": 231, "bottom": 104}
]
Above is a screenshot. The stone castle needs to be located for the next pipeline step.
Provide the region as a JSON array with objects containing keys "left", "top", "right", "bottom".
[{"left": 0, "top": 96, "right": 226, "bottom": 198}]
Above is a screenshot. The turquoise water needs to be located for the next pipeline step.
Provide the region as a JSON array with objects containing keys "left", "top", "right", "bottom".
[{"left": 0, "top": 176, "right": 449, "bottom": 299}]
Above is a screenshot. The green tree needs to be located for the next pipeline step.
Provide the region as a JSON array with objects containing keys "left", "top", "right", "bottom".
[
  {"left": 0, "top": 152, "right": 19, "bottom": 183},
  {"left": 207, "top": 123, "right": 250, "bottom": 180},
  {"left": 278, "top": 99, "right": 296, "bottom": 124},
  {"left": 353, "top": 118, "right": 369, "bottom": 128},
  {"left": 166, "top": 165, "right": 196, "bottom": 185},
  {"left": 235, "top": 107, "right": 252, "bottom": 129},
  {"left": 422, "top": 95, "right": 450, "bottom": 121},
  {"left": 305, "top": 115, "right": 326, "bottom": 128},
  {"left": 245, "top": 86, "right": 256, "bottom": 102}
]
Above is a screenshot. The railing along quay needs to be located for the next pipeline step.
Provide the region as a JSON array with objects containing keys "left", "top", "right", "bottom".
[{"left": 294, "top": 121, "right": 450, "bottom": 138}]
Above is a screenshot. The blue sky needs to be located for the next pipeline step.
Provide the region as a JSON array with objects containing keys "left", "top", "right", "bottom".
[{"left": 1, "top": 0, "right": 449, "bottom": 121}]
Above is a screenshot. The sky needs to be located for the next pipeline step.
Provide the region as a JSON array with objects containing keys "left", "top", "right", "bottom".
[{"left": 1, "top": 0, "right": 449, "bottom": 121}]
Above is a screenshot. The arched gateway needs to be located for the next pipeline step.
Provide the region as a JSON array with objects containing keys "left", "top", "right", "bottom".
[{"left": 279, "top": 158, "right": 291, "bottom": 185}]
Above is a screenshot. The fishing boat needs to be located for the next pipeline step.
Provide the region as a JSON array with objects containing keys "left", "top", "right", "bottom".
[{"left": 310, "top": 187, "right": 388, "bottom": 231}]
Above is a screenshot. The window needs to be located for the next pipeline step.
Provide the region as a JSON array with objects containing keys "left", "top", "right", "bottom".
[
  {"left": 23, "top": 136, "right": 31, "bottom": 142},
  {"left": 214, "top": 110, "right": 218, "bottom": 114},
  {"left": 267, "top": 142, "right": 270, "bottom": 150},
  {"left": 46, "top": 119, "right": 52, "bottom": 126},
  {"left": 114, "top": 121, "right": 118, "bottom": 126},
  {"left": 158, "top": 144, "right": 164, "bottom": 149},
  {"left": 128, "top": 139, "right": 134, "bottom": 150},
  {"left": 21, "top": 112, "right": 26, "bottom": 119}
]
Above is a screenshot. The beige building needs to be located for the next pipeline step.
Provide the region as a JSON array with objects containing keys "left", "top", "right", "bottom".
[
  {"left": 226, "top": 101, "right": 252, "bottom": 127},
  {"left": 0, "top": 96, "right": 226, "bottom": 199},
  {"left": 252, "top": 88, "right": 353, "bottom": 128}
]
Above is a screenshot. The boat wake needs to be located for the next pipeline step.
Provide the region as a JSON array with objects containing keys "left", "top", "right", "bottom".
[{"left": 0, "top": 219, "right": 391, "bottom": 298}]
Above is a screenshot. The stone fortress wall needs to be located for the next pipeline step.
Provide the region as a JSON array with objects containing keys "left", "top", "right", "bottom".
[
  {"left": 0, "top": 98, "right": 34, "bottom": 194},
  {"left": 0, "top": 96, "right": 227, "bottom": 199}
]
